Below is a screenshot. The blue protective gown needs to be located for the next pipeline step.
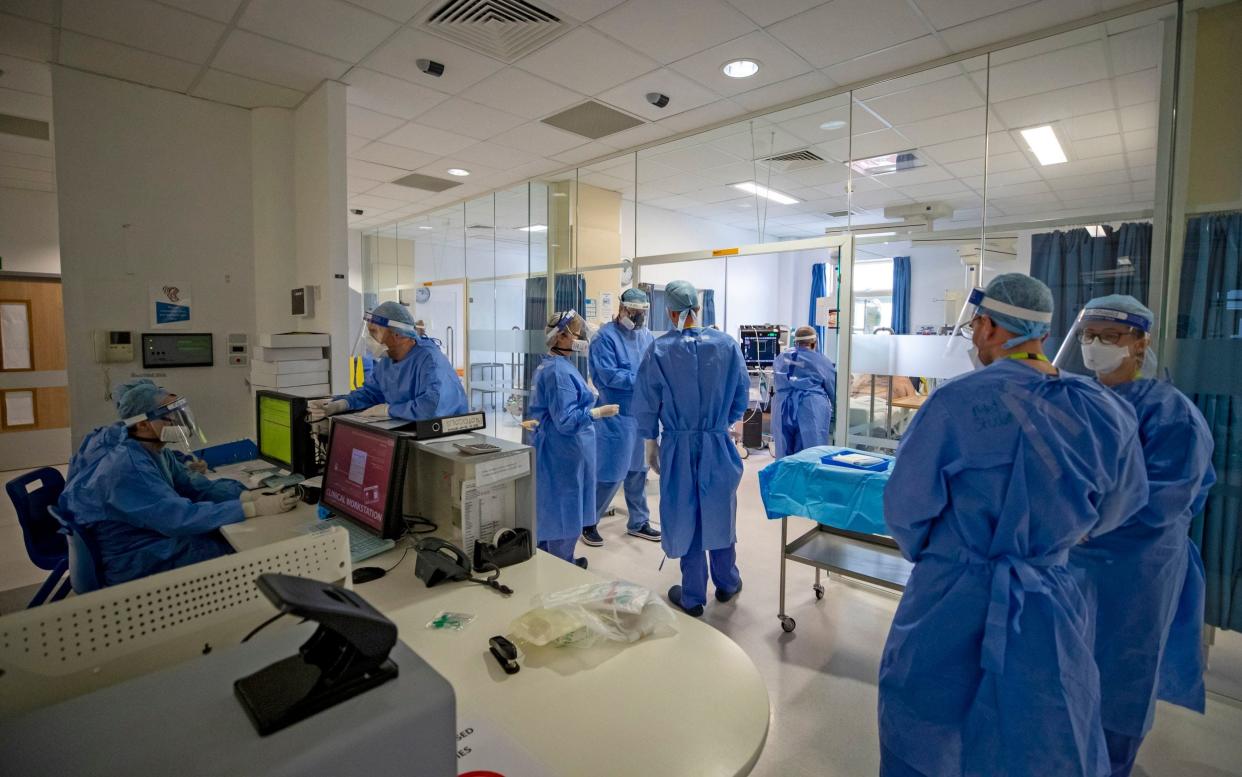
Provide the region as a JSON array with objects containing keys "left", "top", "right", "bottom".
[
  {"left": 632, "top": 327, "right": 749, "bottom": 559},
  {"left": 1069, "top": 380, "right": 1214, "bottom": 749},
  {"left": 879, "top": 359, "right": 1148, "bottom": 777},
  {"left": 59, "top": 424, "right": 246, "bottom": 587},
  {"left": 589, "top": 320, "right": 655, "bottom": 481},
  {"left": 771, "top": 346, "right": 836, "bottom": 458},
  {"left": 339, "top": 337, "right": 468, "bottom": 421},
  {"left": 527, "top": 355, "right": 597, "bottom": 543}
]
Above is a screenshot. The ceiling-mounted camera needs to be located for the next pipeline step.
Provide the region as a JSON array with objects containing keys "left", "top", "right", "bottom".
[
  {"left": 350, "top": 208, "right": 364, "bottom": 215},
  {"left": 646, "top": 92, "right": 670, "bottom": 109},
  {"left": 416, "top": 59, "right": 445, "bottom": 77}
]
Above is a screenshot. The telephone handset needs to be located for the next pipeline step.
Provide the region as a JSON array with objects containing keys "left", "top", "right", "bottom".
[{"left": 414, "top": 537, "right": 513, "bottom": 596}]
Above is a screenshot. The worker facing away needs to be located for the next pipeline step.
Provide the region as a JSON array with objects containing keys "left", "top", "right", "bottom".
[
  {"left": 524, "top": 310, "right": 619, "bottom": 566},
  {"left": 584, "top": 287, "right": 661, "bottom": 547},
  {"left": 633, "top": 280, "right": 749, "bottom": 617},
  {"left": 879, "top": 274, "right": 1149, "bottom": 777},
  {"left": 58, "top": 379, "right": 298, "bottom": 587},
  {"left": 1055, "top": 295, "right": 1215, "bottom": 777},
  {"left": 311, "top": 301, "right": 468, "bottom": 423},
  {"left": 771, "top": 325, "right": 837, "bottom": 458}
]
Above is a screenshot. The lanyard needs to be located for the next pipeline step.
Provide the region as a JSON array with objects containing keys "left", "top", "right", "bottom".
[{"left": 1005, "top": 352, "right": 1049, "bottom": 363}]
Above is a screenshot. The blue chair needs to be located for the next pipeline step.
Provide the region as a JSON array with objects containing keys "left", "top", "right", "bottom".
[
  {"left": 48, "top": 506, "right": 105, "bottom": 595},
  {"left": 5, "top": 468, "right": 71, "bottom": 607}
]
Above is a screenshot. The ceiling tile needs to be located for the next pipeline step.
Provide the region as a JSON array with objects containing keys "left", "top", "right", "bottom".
[
  {"left": 346, "top": 134, "right": 371, "bottom": 154},
  {"left": 0, "top": 86, "right": 51, "bottom": 121},
  {"left": 1070, "top": 133, "right": 1124, "bottom": 159},
  {"left": 381, "top": 121, "right": 478, "bottom": 155},
  {"left": 1122, "top": 127, "right": 1156, "bottom": 152},
  {"left": 894, "top": 106, "right": 987, "bottom": 148},
  {"left": 353, "top": 140, "right": 438, "bottom": 170},
  {"left": 365, "top": 28, "right": 505, "bottom": 93},
  {"left": 1114, "top": 68, "right": 1159, "bottom": 107},
  {"left": 491, "top": 121, "right": 588, "bottom": 157},
  {"left": 656, "top": 98, "right": 746, "bottom": 133},
  {"left": 911, "top": 0, "right": 1031, "bottom": 30},
  {"left": 158, "top": 0, "right": 244, "bottom": 22},
  {"left": 366, "top": 181, "right": 443, "bottom": 200},
  {"left": 344, "top": 0, "right": 426, "bottom": 22},
  {"left": 61, "top": 0, "right": 226, "bottom": 63},
  {"left": 343, "top": 68, "right": 448, "bottom": 120},
  {"left": 191, "top": 69, "right": 304, "bottom": 108},
  {"left": 595, "top": 68, "right": 719, "bottom": 121},
  {"left": 1107, "top": 23, "right": 1163, "bottom": 76},
  {"left": 863, "top": 74, "right": 983, "bottom": 126},
  {"left": 239, "top": 0, "right": 398, "bottom": 62},
  {"left": 669, "top": 30, "right": 814, "bottom": 97},
  {"left": 453, "top": 142, "right": 539, "bottom": 169},
  {"left": 939, "top": 0, "right": 1095, "bottom": 52},
  {"left": 541, "top": 0, "right": 626, "bottom": 21},
  {"left": 769, "top": 0, "right": 929, "bottom": 69},
  {"left": 414, "top": 97, "right": 527, "bottom": 140},
  {"left": 825, "top": 36, "right": 954, "bottom": 90},
  {"left": 415, "top": 158, "right": 499, "bottom": 181},
  {"left": 347, "top": 157, "right": 410, "bottom": 181},
  {"left": 0, "top": 13, "right": 53, "bottom": 61},
  {"left": 350, "top": 192, "right": 413, "bottom": 211},
  {"left": 850, "top": 127, "right": 915, "bottom": 159},
  {"left": 0, "top": 150, "right": 53, "bottom": 171},
  {"left": 0, "top": 53, "right": 52, "bottom": 95},
  {"left": 987, "top": 42, "right": 1109, "bottom": 103},
  {"left": 595, "top": 120, "right": 674, "bottom": 151},
  {"left": 990, "top": 79, "right": 1114, "bottom": 129},
  {"left": 214, "top": 30, "right": 351, "bottom": 92},
  {"left": 60, "top": 31, "right": 201, "bottom": 92},
  {"left": 1064, "top": 110, "right": 1120, "bottom": 141},
  {"left": 0, "top": 130, "right": 52, "bottom": 158},
  {"left": 517, "top": 27, "right": 657, "bottom": 95},
  {"left": 1118, "top": 102, "right": 1156, "bottom": 133},
  {"left": 348, "top": 104, "right": 406, "bottom": 138},
  {"left": 461, "top": 68, "right": 583, "bottom": 120},
  {"left": 721, "top": 0, "right": 826, "bottom": 26},
  {"left": 0, "top": 0, "right": 54, "bottom": 24},
  {"left": 590, "top": 0, "right": 755, "bottom": 65},
  {"left": 0, "top": 164, "right": 53, "bottom": 184},
  {"left": 732, "top": 71, "right": 835, "bottom": 112},
  {"left": 552, "top": 141, "right": 623, "bottom": 166}
]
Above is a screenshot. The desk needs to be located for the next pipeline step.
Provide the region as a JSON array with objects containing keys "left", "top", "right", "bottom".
[{"left": 225, "top": 503, "right": 771, "bottom": 777}]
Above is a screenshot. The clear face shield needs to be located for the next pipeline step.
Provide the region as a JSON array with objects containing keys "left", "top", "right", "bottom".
[
  {"left": 123, "top": 396, "right": 206, "bottom": 448},
  {"left": 945, "top": 288, "right": 987, "bottom": 358},
  {"left": 546, "top": 309, "right": 594, "bottom": 353},
  {"left": 791, "top": 329, "right": 818, "bottom": 349},
  {"left": 617, "top": 300, "right": 650, "bottom": 331},
  {"left": 351, "top": 310, "right": 421, "bottom": 362},
  {"left": 1052, "top": 307, "right": 1157, "bottom": 380}
]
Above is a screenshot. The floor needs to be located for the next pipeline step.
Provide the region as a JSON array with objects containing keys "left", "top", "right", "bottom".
[{"left": 2, "top": 453, "right": 1241, "bottom": 775}]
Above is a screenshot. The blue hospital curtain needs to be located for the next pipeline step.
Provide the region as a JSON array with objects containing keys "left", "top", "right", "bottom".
[
  {"left": 892, "top": 256, "right": 911, "bottom": 334},
  {"left": 1179, "top": 212, "right": 1242, "bottom": 632},
  {"left": 809, "top": 263, "right": 827, "bottom": 352},
  {"left": 701, "top": 289, "right": 717, "bottom": 327}
]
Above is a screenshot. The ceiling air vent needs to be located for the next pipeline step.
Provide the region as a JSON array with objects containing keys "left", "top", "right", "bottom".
[
  {"left": 0, "top": 113, "right": 50, "bottom": 141},
  {"left": 759, "top": 148, "right": 825, "bottom": 172},
  {"left": 392, "top": 173, "right": 462, "bottom": 192},
  {"left": 421, "top": 0, "right": 567, "bottom": 63},
  {"left": 541, "top": 100, "right": 644, "bottom": 140}
]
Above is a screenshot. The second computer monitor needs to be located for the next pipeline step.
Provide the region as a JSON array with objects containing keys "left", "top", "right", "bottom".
[{"left": 320, "top": 418, "right": 409, "bottom": 539}]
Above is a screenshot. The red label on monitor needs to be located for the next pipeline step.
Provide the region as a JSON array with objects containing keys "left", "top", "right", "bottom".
[{"left": 322, "top": 423, "right": 397, "bottom": 532}]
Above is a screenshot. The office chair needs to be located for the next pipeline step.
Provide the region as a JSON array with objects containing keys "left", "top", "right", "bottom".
[
  {"left": 5, "top": 468, "right": 71, "bottom": 608},
  {"left": 48, "top": 506, "right": 105, "bottom": 595}
]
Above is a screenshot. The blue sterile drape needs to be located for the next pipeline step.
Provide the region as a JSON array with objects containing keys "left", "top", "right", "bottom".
[
  {"left": 892, "top": 256, "right": 911, "bottom": 334},
  {"left": 1030, "top": 222, "right": 1154, "bottom": 359},
  {"left": 1179, "top": 212, "right": 1242, "bottom": 632},
  {"left": 809, "top": 262, "right": 827, "bottom": 352},
  {"left": 701, "top": 288, "right": 717, "bottom": 327}
]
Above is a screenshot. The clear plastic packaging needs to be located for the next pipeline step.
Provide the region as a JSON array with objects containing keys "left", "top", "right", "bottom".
[
  {"left": 426, "top": 611, "right": 476, "bottom": 631},
  {"left": 508, "top": 581, "right": 676, "bottom": 649}
]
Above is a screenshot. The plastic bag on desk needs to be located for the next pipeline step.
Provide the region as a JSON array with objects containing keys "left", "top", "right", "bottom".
[{"left": 508, "top": 581, "right": 676, "bottom": 649}]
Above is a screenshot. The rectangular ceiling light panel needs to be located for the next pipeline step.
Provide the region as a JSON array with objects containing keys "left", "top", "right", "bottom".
[
  {"left": 848, "top": 150, "right": 922, "bottom": 176},
  {"left": 731, "top": 181, "right": 799, "bottom": 205},
  {"left": 1019, "top": 125, "right": 1068, "bottom": 166}
]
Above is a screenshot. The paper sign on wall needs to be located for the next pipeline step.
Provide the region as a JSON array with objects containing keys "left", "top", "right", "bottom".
[
  {"left": 149, "top": 283, "right": 192, "bottom": 329},
  {"left": 0, "top": 303, "right": 31, "bottom": 369},
  {"left": 4, "top": 390, "right": 35, "bottom": 426},
  {"left": 599, "top": 291, "right": 614, "bottom": 322}
]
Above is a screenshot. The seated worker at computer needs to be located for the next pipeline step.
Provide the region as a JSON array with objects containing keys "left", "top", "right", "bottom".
[
  {"left": 59, "top": 379, "right": 299, "bottom": 587},
  {"left": 310, "top": 301, "right": 468, "bottom": 423}
]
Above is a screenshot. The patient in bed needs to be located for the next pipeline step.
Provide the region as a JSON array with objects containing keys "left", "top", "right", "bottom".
[{"left": 848, "top": 374, "right": 918, "bottom": 439}]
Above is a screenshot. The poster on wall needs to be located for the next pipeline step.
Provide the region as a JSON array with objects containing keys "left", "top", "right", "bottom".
[{"left": 149, "top": 283, "right": 192, "bottom": 329}]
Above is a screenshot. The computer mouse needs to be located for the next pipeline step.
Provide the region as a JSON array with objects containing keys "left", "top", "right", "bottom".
[{"left": 351, "top": 566, "right": 386, "bottom": 585}]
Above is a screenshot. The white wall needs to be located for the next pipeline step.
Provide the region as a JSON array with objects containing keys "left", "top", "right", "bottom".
[
  {"left": 54, "top": 67, "right": 256, "bottom": 444},
  {"left": 0, "top": 187, "right": 59, "bottom": 274}
]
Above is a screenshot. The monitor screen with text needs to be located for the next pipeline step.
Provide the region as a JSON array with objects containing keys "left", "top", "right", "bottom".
[{"left": 321, "top": 422, "right": 398, "bottom": 535}]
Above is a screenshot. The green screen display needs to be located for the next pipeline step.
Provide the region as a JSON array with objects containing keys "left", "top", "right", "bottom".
[{"left": 258, "top": 395, "right": 293, "bottom": 466}]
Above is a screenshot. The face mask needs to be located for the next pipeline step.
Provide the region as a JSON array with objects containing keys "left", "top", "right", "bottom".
[
  {"left": 1081, "top": 341, "right": 1128, "bottom": 373},
  {"left": 618, "top": 315, "right": 635, "bottom": 331},
  {"left": 570, "top": 339, "right": 589, "bottom": 354},
  {"left": 366, "top": 336, "right": 388, "bottom": 359}
]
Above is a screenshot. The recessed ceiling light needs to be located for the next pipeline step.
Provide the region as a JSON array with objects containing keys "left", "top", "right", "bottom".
[
  {"left": 416, "top": 225, "right": 433, "bottom": 230},
  {"left": 819, "top": 119, "right": 847, "bottom": 131},
  {"left": 552, "top": 192, "right": 568, "bottom": 198},
  {"left": 446, "top": 168, "right": 471, "bottom": 176},
  {"left": 722, "top": 59, "right": 760, "bottom": 79},
  {"left": 731, "top": 181, "right": 799, "bottom": 205},
  {"left": 849, "top": 151, "right": 921, "bottom": 176},
  {"left": 1019, "top": 125, "right": 1067, "bottom": 166},
  {"left": 519, "top": 224, "right": 548, "bottom": 232}
]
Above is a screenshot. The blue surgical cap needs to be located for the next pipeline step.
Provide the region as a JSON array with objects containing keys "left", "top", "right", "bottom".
[
  {"left": 665, "top": 280, "right": 699, "bottom": 313},
  {"left": 980, "top": 273, "right": 1054, "bottom": 346},
  {"left": 621, "top": 287, "right": 649, "bottom": 306},
  {"left": 115, "top": 378, "right": 168, "bottom": 419},
  {"left": 372, "top": 300, "right": 416, "bottom": 326},
  {"left": 1083, "top": 294, "right": 1153, "bottom": 332}
]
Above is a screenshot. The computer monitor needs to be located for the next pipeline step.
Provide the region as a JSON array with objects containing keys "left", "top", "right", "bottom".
[
  {"left": 740, "top": 327, "right": 782, "bottom": 368},
  {"left": 255, "top": 390, "right": 323, "bottom": 477},
  {"left": 320, "top": 418, "right": 409, "bottom": 539}
]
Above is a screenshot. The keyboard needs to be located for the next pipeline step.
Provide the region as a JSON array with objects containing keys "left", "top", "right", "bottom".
[{"left": 309, "top": 517, "right": 396, "bottom": 564}]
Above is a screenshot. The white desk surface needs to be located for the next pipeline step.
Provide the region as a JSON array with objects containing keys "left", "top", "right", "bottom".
[{"left": 223, "top": 501, "right": 770, "bottom": 777}]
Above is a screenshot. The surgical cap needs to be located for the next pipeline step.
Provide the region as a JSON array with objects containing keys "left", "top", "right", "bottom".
[
  {"left": 664, "top": 280, "right": 699, "bottom": 313},
  {"left": 620, "top": 287, "right": 649, "bottom": 306},
  {"left": 980, "top": 273, "right": 1054, "bottom": 344},
  {"left": 793, "top": 325, "right": 818, "bottom": 343},
  {"left": 1083, "top": 294, "right": 1153, "bottom": 332},
  {"left": 114, "top": 378, "right": 169, "bottom": 419},
  {"left": 372, "top": 300, "right": 416, "bottom": 327}
]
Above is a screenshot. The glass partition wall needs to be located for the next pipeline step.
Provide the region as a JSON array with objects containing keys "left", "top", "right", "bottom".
[{"left": 363, "top": 1, "right": 1241, "bottom": 703}]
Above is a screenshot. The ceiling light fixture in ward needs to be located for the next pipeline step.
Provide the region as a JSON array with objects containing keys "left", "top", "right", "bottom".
[
  {"left": 1020, "top": 125, "right": 1067, "bottom": 166},
  {"left": 722, "top": 59, "right": 760, "bottom": 78},
  {"left": 731, "top": 181, "right": 799, "bottom": 205}
]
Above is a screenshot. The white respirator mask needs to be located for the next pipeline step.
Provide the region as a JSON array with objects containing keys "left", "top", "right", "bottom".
[
  {"left": 1081, "top": 341, "right": 1129, "bottom": 374},
  {"left": 570, "top": 339, "right": 589, "bottom": 354}
]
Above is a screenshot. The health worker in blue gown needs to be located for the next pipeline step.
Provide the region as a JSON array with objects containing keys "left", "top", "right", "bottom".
[
  {"left": 633, "top": 280, "right": 749, "bottom": 617},
  {"left": 1056, "top": 295, "right": 1215, "bottom": 777},
  {"left": 771, "top": 325, "right": 836, "bottom": 457},
  {"left": 311, "top": 301, "right": 468, "bottom": 423},
  {"left": 878, "top": 274, "right": 1149, "bottom": 777},
  {"left": 523, "top": 311, "right": 618, "bottom": 566},
  {"left": 583, "top": 288, "right": 662, "bottom": 547},
  {"left": 59, "top": 380, "right": 299, "bottom": 587}
]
